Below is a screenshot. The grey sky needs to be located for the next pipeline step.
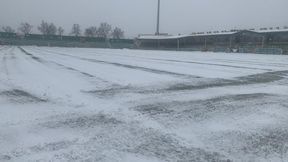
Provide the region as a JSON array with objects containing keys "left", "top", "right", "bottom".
[{"left": 1, "top": 0, "right": 288, "bottom": 38}]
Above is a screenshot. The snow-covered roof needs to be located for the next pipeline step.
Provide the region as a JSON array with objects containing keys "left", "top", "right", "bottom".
[
  {"left": 257, "top": 28, "right": 288, "bottom": 33},
  {"left": 137, "top": 34, "right": 190, "bottom": 40},
  {"left": 137, "top": 31, "right": 237, "bottom": 40},
  {"left": 138, "top": 28, "right": 288, "bottom": 40}
]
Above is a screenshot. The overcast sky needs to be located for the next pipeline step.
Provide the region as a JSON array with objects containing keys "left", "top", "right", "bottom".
[{"left": 1, "top": 0, "right": 288, "bottom": 38}]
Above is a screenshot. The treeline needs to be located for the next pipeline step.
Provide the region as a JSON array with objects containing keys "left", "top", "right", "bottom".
[{"left": 0, "top": 21, "right": 124, "bottom": 39}]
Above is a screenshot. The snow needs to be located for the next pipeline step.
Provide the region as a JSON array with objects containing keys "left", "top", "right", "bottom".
[
  {"left": 138, "top": 32, "right": 236, "bottom": 40},
  {"left": 257, "top": 28, "right": 288, "bottom": 33},
  {"left": 1, "top": 46, "right": 288, "bottom": 161},
  {"left": 138, "top": 28, "right": 288, "bottom": 40}
]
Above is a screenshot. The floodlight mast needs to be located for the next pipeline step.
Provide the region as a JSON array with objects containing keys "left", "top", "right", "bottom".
[{"left": 156, "top": 0, "right": 160, "bottom": 35}]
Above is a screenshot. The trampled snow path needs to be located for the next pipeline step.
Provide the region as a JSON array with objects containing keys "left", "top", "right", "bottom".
[{"left": 1, "top": 46, "right": 288, "bottom": 162}]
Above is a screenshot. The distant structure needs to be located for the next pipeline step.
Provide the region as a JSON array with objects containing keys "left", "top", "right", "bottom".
[
  {"left": 136, "top": 27, "right": 288, "bottom": 55},
  {"left": 156, "top": 0, "right": 160, "bottom": 35},
  {"left": 0, "top": 32, "right": 134, "bottom": 49}
]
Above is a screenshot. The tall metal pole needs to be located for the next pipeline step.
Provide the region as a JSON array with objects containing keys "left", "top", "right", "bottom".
[{"left": 156, "top": 0, "right": 160, "bottom": 35}]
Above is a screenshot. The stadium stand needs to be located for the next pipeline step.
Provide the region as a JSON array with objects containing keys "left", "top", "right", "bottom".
[{"left": 136, "top": 28, "right": 288, "bottom": 54}]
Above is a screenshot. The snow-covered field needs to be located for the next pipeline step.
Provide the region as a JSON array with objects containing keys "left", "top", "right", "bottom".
[{"left": 1, "top": 46, "right": 288, "bottom": 162}]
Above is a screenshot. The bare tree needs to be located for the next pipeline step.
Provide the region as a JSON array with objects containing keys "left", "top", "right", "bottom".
[
  {"left": 2, "top": 26, "right": 15, "bottom": 33},
  {"left": 38, "top": 21, "right": 49, "bottom": 35},
  {"left": 97, "top": 23, "right": 112, "bottom": 38},
  {"left": 57, "top": 27, "right": 64, "bottom": 36},
  {"left": 84, "top": 26, "right": 97, "bottom": 37},
  {"left": 18, "top": 22, "right": 33, "bottom": 35},
  {"left": 112, "top": 27, "right": 124, "bottom": 39},
  {"left": 48, "top": 23, "right": 57, "bottom": 35},
  {"left": 38, "top": 21, "right": 57, "bottom": 35},
  {"left": 71, "top": 24, "right": 81, "bottom": 37}
]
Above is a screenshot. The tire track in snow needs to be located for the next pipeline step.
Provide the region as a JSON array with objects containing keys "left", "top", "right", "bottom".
[
  {"left": 31, "top": 48, "right": 202, "bottom": 79},
  {"left": 131, "top": 92, "right": 288, "bottom": 161},
  {"left": 29, "top": 48, "right": 288, "bottom": 96},
  {"left": 211, "top": 58, "right": 288, "bottom": 67},
  {"left": 0, "top": 47, "right": 15, "bottom": 86},
  {"left": 163, "top": 70, "right": 288, "bottom": 92},
  {"left": 34, "top": 113, "right": 231, "bottom": 162},
  {"left": 75, "top": 69, "right": 288, "bottom": 97},
  {"left": 41, "top": 48, "right": 278, "bottom": 71},
  {"left": 134, "top": 93, "right": 276, "bottom": 124},
  {"left": 0, "top": 47, "right": 48, "bottom": 103},
  {"left": 0, "top": 89, "right": 47, "bottom": 103},
  {"left": 84, "top": 49, "right": 276, "bottom": 71},
  {"left": 150, "top": 58, "right": 274, "bottom": 71},
  {"left": 18, "top": 47, "right": 114, "bottom": 85},
  {"left": 22, "top": 47, "right": 288, "bottom": 94}
]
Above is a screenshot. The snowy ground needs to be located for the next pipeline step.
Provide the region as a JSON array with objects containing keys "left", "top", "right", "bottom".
[{"left": 1, "top": 46, "right": 288, "bottom": 162}]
